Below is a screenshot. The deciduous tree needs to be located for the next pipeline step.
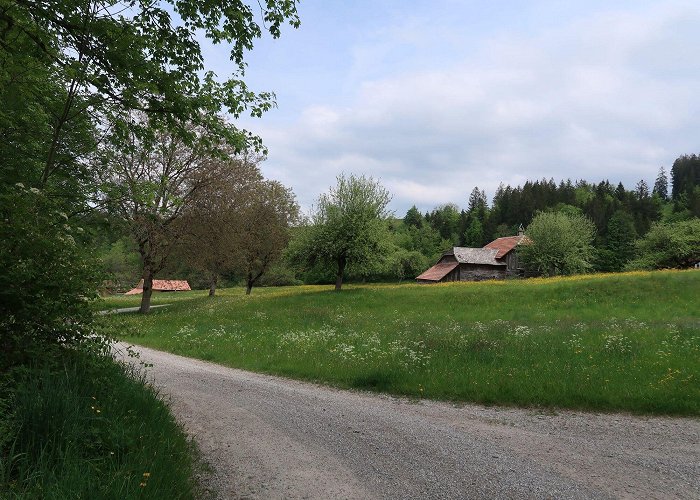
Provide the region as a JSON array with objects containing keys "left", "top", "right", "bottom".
[
  {"left": 520, "top": 211, "right": 596, "bottom": 276},
  {"left": 294, "top": 174, "right": 392, "bottom": 291},
  {"left": 238, "top": 180, "right": 299, "bottom": 294},
  {"left": 100, "top": 118, "right": 216, "bottom": 312},
  {"left": 626, "top": 218, "right": 700, "bottom": 270},
  {"left": 176, "top": 154, "right": 263, "bottom": 295}
]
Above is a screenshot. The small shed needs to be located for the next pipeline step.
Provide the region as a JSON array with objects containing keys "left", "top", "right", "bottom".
[
  {"left": 124, "top": 279, "right": 191, "bottom": 295},
  {"left": 416, "top": 232, "right": 530, "bottom": 284},
  {"left": 416, "top": 247, "right": 506, "bottom": 283}
]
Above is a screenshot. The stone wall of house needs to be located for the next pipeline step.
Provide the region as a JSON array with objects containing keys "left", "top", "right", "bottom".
[{"left": 458, "top": 264, "right": 507, "bottom": 281}]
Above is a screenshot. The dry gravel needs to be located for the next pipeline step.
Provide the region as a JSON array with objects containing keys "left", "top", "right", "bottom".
[{"left": 115, "top": 344, "right": 700, "bottom": 499}]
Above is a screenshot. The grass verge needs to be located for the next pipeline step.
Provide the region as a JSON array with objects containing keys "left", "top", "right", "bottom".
[
  {"left": 107, "top": 270, "right": 700, "bottom": 415},
  {"left": 0, "top": 349, "right": 204, "bottom": 499}
]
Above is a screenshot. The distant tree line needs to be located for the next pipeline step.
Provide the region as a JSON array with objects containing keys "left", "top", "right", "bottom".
[
  {"left": 286, "top": 155, "right": 699, "bottom": 283},
  {"left": 96, "top": 155, "right": 700, "bottom": 289}
]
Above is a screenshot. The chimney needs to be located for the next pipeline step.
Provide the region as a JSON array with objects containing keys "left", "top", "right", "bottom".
[{"left": 518, "top": 223, "right": 524, "bottom": 236}]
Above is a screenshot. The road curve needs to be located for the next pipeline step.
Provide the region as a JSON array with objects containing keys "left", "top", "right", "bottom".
[{"left": 115, "top": 344, "right": 700, "bottom": 499}]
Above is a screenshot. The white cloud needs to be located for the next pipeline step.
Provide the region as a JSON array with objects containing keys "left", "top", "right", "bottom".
[{"left": 241, "top": 1, "right": 700, "bottom": 214}]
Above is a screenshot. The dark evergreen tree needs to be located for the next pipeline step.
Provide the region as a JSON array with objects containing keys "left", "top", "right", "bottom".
[
  {"left": 670, "top": 154, "right": 700, "bottom": 201},
  {"left": 597, "top": 210, "right": 637, "bottom": 272},
  {"left": 463, "top": 217, "right": 485, "bottom": 247},
  {"left": 615, "top": 182, "right": 626, "bottom": 201},
  {"left": 467, "top": 187, "right": 488, "bottom": 215},
  {"left": 653, "top": 166, "right": 669, "bottom": 200},
  {"left": 635, "top": 179, "right": 650, "bottom": 200},
  {"left": 403, "top": 205, "right": 424, "bottom": 228}
]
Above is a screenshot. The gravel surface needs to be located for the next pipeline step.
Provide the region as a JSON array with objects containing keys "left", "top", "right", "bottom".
[{"left": 115, "top": 344, "right": 700, "bottom": 500}]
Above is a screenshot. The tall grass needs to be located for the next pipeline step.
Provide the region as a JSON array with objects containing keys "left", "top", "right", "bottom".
[
  {"left": 0, "top": 351, "right": 202, "bottom": 499},
  {"left": 107, "top": 270, "right": 700, "bottom": 415}
]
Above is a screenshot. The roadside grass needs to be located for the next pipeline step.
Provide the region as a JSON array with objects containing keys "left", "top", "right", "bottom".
[
  {"left": 106, "top": 270, "right": 700, "bottom": 415},
  {"left": 0, "top": 350, "right": 203, "bottom": 499}
]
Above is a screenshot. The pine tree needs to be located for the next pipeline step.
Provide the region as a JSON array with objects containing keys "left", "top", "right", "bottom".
[
  {"left": 464, "top": 218, "right": 484, "bottom": 247},
  {"left": 635, "top": 179, "right": 650, "bottom": 200},
  {"left": 670, "top": 154, "right": 700, "bottom": 200},
  {"left": 599, "top": 210, "right": 637, "bottom": 272},
  {"left": 653, "top": 167, "right": 669, "bottom": 200},
  {"left": 467, "top": 187, "right": 488, "bottom": 215},
  {"left": 614, "top": 182, "right": 626, "bottom": 202},
  {"left": 403, "top": 205, "right": 423, "bottom": 228}
]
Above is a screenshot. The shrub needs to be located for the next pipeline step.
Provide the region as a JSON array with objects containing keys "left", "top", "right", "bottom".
[
  {"left": 0, "top": 184, "right": 101, "bottom": 369},
  {"left": 520, "top": 211, "right": 596, "bottom": 276},
  {"left": 626, "top": 218, "right": 700, "bottom": 270}
]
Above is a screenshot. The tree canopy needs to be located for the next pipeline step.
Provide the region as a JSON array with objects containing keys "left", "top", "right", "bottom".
[
  {"left": 291, "top": 174, "right": 392, "bottom": 290},
  {"left": 519, "top": 211, "right": 597, "bottom": 277},
  {"left": 626, "top": 219, "right": 700, "bottom": 270}
]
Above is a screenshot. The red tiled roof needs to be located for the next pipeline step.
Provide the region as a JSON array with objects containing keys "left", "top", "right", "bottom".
[
  {"left": 415, "top": 261, "right": 459, "bottom": 282},
  {"left": 483, "top": 235, "right": 529, "bottom": 259},
  {"left": 124, "top": 279, "right": 191, "bottom": 295}
]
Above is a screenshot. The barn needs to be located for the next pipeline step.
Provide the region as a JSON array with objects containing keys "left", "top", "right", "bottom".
[
  {"left": 416, "top": 233, "right": 529, "bottom": 284},
  {"left": 124, "top": 279, "right": 191, "bottom": 295}
]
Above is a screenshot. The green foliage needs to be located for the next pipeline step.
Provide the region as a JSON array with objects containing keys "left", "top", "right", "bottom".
[
  {"left": 391, "top": 221, "right": 447, "bottom": 262},
  {"left": 597, "top": 210, "right": 637, "bottom": 272},
  {"left": 104, "top": 271, "right": 700, "bottom": 415},
  {"left": 99, "top": 238, "right": 142, "bottom": 293},
  {"left": 653, "top": 166, "right": 669, "bottom": 200},
  {"left": 0, "top": 185, "right": 101, "bottom": 367},
  {"left": 0, "top": 351, "right": 200, "bottom": 498},
  {"left": 3, "top": 0, "right": 300, "bottom": 150},
  {"left": 626, "top": 218, "right": 700, "bottom": 270},
  {"left": 670, "top": 154, "right": 700, "bottom": 202},
  {"left": 403, "top": 205, "right": 424, "bottom": 228},
  {"left": 256, "top": 261, "right": 303, "bottom": 287},
  {"left": 426, "top": 203, "right": 461, "bottom": 242},
  {"left": 293, "top": 174, "right": 392, "bottom": 290},
  {"left": 386, "top": 249, "right": 428, "bottom": 282},
  {"left": 463, "top": 217, "right": 484, "bottom": 247},
  {"left": 520, "top": 211, "right": 596, "bottom": 276}
]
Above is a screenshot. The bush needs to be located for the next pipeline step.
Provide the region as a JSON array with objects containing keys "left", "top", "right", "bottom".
[
  {"left": 257, "top": 261, "right": 303, "bottom": 287},
  {"left": 0, "top": 184, "right": 101, "bottom": 369},
  {"left": 626, "top": 218, "right": 700, "bottom": 270},
  {"left": 520, "top": 211, "right": 596, "bottom": 276}
]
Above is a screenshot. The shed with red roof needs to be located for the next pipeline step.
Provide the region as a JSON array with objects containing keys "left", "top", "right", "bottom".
[
  {"left": 416, "top": 229, "right": 530, "bottom": 283},
  {"left": 125, "top": 279, "right": 191, "bottom": 295}
]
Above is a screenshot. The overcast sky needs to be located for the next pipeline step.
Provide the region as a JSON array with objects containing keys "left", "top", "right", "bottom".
[{"left": 203, "top": 0, "right": 700, "bottom": 215}]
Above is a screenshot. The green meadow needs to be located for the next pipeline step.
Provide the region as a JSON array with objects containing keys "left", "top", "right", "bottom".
[{"left": 106, "top": 270, "right": 700, "bottom": 415}]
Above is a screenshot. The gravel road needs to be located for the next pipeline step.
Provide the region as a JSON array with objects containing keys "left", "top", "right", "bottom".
[{"left": 116, "top": 344, "right": 700, "bottom": 500}]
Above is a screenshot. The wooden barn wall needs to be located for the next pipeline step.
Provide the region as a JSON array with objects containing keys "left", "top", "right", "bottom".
[
  {"left": 504, "top": 251, "right": 521, "bottom": 275},
  {"left": 458, "top": 264, "right": 506, "bottom": 281}
]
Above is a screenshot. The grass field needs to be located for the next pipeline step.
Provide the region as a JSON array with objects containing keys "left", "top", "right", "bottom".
[{"left": 105, "top": 270, "right": 700, "bottom": 415}]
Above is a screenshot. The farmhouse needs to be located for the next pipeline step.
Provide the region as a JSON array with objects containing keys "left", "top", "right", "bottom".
[
  {"left": 416, "top": 233, "right": 529, "bottom": 283},
  {"left": 124, "top": 279, "right": 191, "bottom": 295}
]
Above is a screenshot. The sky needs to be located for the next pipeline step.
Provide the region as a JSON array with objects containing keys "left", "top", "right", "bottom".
[{"left": 202, "top": 0, "right": 700, "bottom": 215}]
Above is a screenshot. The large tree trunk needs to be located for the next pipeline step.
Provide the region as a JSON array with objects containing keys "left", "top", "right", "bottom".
[
  {"left": 335, "top": 255, "right": 346, "bottom": 291},
  {"left": 139, "top": 268, "right": 154, "bottom": 314},
  {"left": 209, "top": 273, "right": 218, "bottom": 297}
]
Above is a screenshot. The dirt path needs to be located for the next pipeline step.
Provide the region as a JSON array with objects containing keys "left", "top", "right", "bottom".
[{"left": 116, "top": 344, "right": 700, "bottom": 499}]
